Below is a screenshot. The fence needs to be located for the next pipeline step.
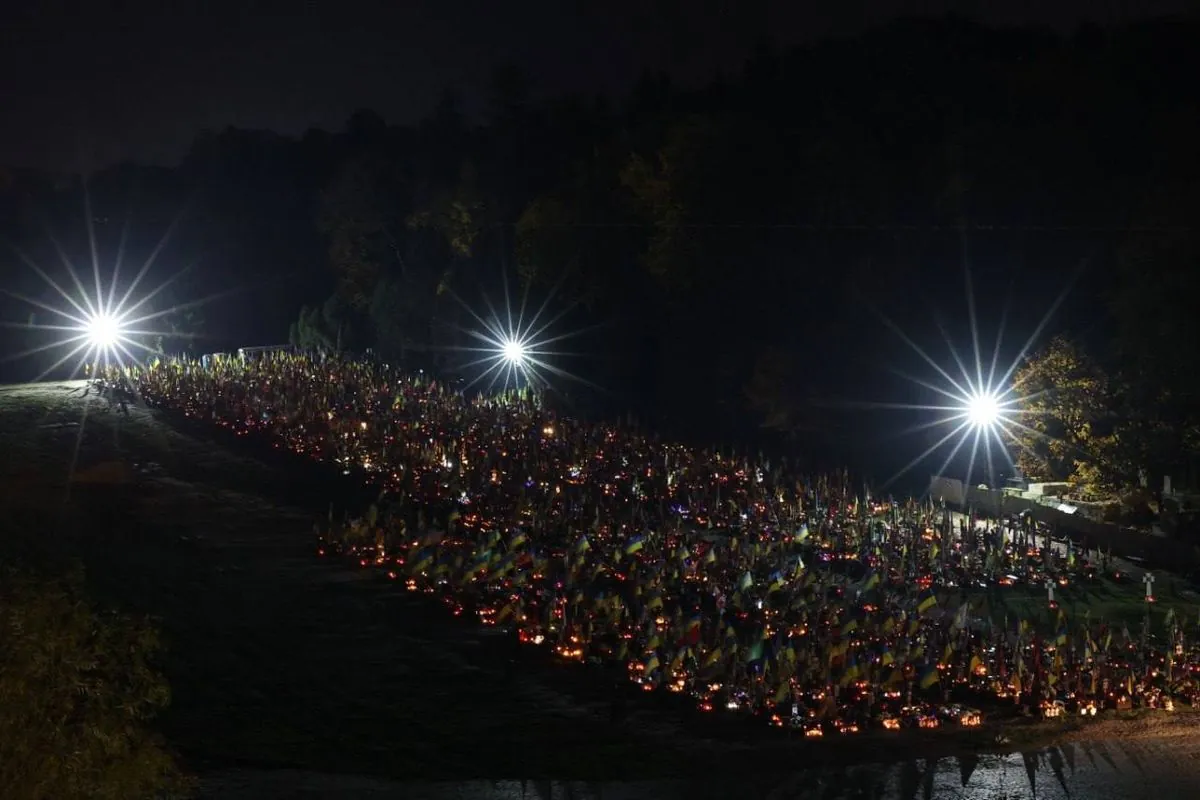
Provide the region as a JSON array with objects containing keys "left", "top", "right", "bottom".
[{"left": 928, "top": 476, "right": 1200, "bottom": 572}]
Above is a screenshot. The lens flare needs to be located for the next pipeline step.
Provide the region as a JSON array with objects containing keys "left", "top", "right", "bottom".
[
  {"left": 864, "top": 247, "right": 1087, "bottom": 490},
  {"left": 450, "top": 274, "right": 596, "bottom": 394},
  {"left": 86, "top": 313, "right": 121, "bottom": 348},
  {"left": 965, "top": 390, "right": 1002, "bottom": 429},
  {"left": 502, "top": 338, "right": 527, "bottom": 365},
  {"left": 2, "top": 180, "right": 211, "bottom": 381}
]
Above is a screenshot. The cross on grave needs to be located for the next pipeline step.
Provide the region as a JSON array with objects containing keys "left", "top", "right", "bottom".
[
  {"left": 1143, "top": 572, "right": 1156, "bottom": 603},
  {"left": 1045, "top": 578, "right": 1056, "bottom": 606}
]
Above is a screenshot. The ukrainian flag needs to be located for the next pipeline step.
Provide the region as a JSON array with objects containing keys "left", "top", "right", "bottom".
[
  {"left": 917, "top": 588, "right": 937, "bottom": 613},
  {"left": 625, "top": 535, "right": 645, "bottom": 555},
  {"left": 409, "top": 547, "right": 434, "bottom": 574},
  {"left": 919, "top": 664, "right": 940, "bottom": 689},
  {"left": 769, "top": 571, "right": 786, "bottom": 593}
]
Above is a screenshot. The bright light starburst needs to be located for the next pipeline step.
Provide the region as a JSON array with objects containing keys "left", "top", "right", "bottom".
[
  {"left": 873, "top": 331, "right": 1028, "bottom": 491},
  {"left": 6, "top": 250, "right": 182, "bottom": 377},
  {"left": 867, "top": 246, "right": 1086, "bottom": 491},
  {"left": 85, "top": 312, "right": 122, "bottom": 349},
  {"left": 964, "top": 389, "right": 1002, "bottom": 430},
  {"left": 2, "top": 179, "right": 210, "bottom": 381},
  {"left": 502, "top": 338, "right": 527, "bottom": 365},
  {"left": 451, "top": 274, "right": 595, "bottom": 394},
  {"left": 460, "top": 310, "right": 566, "bottom": 393}
]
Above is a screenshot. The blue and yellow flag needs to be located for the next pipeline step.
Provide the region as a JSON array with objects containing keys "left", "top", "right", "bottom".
[
  {"left": 917, "top": 588, "right": 937, "bottom": 613},
  {"left": 919, "top": 664, "right": 940, "bottom": 689},
  {"left": 863, "top": 571, "right": 881, "bottom": 592}
]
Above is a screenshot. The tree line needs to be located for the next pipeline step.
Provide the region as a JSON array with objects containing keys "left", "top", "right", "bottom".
[{"left": 2, "top": 16, "right": 1198, "bottom": 486}]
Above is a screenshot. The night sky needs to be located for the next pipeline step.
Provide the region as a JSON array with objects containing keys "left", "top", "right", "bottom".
[{"left": 3, "top": 0, "right": 1197, "bottom": 170}]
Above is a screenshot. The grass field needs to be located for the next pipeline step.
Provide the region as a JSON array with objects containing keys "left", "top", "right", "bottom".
[
  {"left": 953, "top": 571, "right": 1200, "bottom": 639},
  {"left": 2, "top": 381, "right": 1198, "bottom": 794},
  {"left": 995, "top": 577, "right": 1195, "bottom": 630}
]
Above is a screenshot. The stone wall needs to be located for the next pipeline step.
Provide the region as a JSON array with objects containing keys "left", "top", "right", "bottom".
[{"left": 928, "top": 476, "right": 1200, "bottom": 572}]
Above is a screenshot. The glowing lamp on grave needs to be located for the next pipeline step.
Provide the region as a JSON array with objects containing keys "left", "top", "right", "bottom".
[{"left": 1041, "top": 701, "right": 1064, "bottom": 719}]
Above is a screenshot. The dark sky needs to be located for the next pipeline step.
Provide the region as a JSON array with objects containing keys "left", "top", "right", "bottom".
[{"left": 2, "top": 0, "right": 1196, "bottom": 170}]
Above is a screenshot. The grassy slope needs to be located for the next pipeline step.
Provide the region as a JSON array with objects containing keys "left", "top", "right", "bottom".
[
  {"left": 0, "top": 383, "right": 666, "bottom": 779},
  {"left": 1, "top": 381, "right": 1196, "bottom": 785}
]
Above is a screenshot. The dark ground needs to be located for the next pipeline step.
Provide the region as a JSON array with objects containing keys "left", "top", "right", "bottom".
[
  {"left": 3, "top": 381, "right": 1199, "bottom": 799},
  {"left": 0, "top": 382, "right": 677, "bottom": 781}
]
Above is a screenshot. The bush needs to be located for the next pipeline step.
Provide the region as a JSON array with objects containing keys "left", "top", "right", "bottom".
[{"left": 0, "top": 564, "right": 193, "bottom": 800}]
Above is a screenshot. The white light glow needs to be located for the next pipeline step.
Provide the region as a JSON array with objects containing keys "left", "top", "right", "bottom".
[
  {"left": 452, "top": 276, "right": 594, "bottom": 394},
  {"left": 965, "top": 391, "right": 1001, "bottom": 429},
  {"left": 3, "top": 183, "right": 209, "bottom": 381},
  {"left": 871, "top": 254, "right": 1081, "bottom": 490},
  {"left": 502, "top": 338, "right": 527, "bottom": 365},
  {"left": 86, "top": 313, "right": 123, "bottom": 349}
]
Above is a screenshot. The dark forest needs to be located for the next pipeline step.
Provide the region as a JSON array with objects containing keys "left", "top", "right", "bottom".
[{"left": 3, "top": 18, "right": 1198, "bottom": 489}]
